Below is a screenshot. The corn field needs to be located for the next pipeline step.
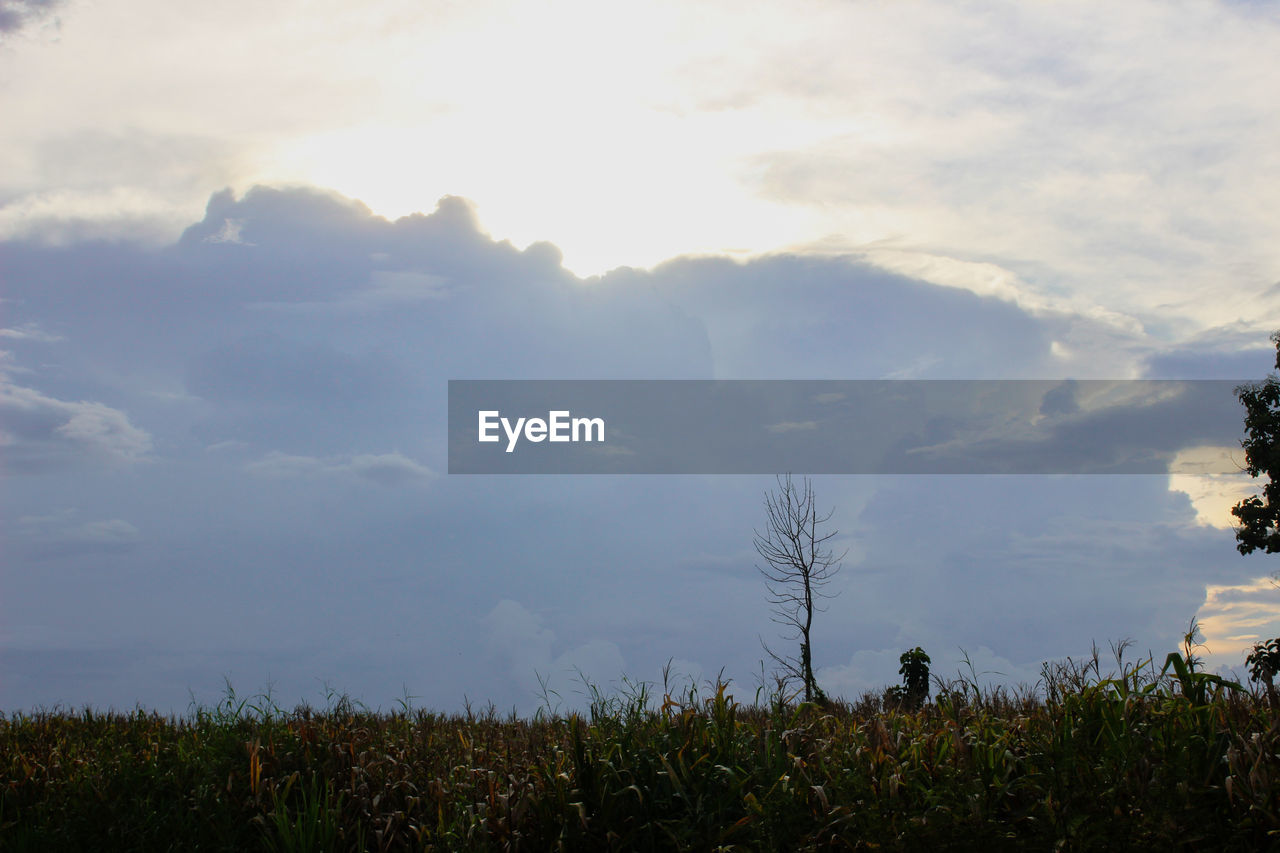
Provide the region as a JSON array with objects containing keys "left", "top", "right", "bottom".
[{"left": 3, "top": 652, "right": 1279, "bottom": 851}]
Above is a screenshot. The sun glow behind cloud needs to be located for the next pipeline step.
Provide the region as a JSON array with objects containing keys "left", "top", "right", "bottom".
[
  {"left": 246, "top": 0, "right": 862, "bottom": 275},
  {"left": 1198, "top": 577, "right": 1280, "bottom": 679},
  {"left": 1168, "top": 446, "right": 1255, "bottom": 529},
  {"left": 262, "top": 116, "right": 822, "bottom": 276},
  {"left": 1, "top": 0, "right": 1277, "bottom": 327}
]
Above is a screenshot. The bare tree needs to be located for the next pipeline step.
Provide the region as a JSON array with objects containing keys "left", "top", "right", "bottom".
[{"left": 754, "top": 474, "right": 845, "bottom": 703}]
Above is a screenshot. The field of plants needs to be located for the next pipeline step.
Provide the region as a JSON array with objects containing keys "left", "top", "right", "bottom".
[{"left": 3, "top": 644, "right": 1280, "bottom": 851}]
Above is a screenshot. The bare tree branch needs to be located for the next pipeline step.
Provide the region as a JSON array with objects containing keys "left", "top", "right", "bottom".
[{"left": 753, "top": 474, "right": 845, "bottom": 703}]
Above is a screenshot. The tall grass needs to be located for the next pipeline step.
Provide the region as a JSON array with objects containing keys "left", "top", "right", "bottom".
[{"left": 2, "top": 651, "right": 1278, "bottom": 850}]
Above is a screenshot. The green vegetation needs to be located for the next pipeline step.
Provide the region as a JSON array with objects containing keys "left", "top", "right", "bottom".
[
  {"left": 1233, "top": 331, "right": 1280, "bottom": 555},
  {"left": 3, "top": 651, "right": 1279, "bottom": 851},
  {"left": 14, "top": 335, "right": 1280, "bottom": 848},
  {"left": 887, "top": 647, "right": 931, "bottom": 711}
]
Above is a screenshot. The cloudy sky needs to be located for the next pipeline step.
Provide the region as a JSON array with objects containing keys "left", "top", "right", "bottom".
[{"left": 3, "top": 0, "right": 1280, "bottom": 714}]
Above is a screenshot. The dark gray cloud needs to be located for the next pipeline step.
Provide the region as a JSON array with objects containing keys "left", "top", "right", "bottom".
[
  {"left": 0, "top": 0, "right": 62, "bottom": 34},
  {"left": 185, "top": 333, "right": 395, "bottom": 406},
  {"left": 0, "top": 184, "right": 1266, "bottom": 714},
  {"left": 615, "top": 253, "right": 1052, "bottom": 379},
  {"left": 1040, "top": 380, "right": 1080, "bottom": 416},
  {"left": 1144, "top": 342, "right": 1276, "bottom": 380}
]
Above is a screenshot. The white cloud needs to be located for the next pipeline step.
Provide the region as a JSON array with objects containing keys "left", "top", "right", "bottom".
[
  {"left": 0, "top": 322, "right": 62, "bottom": 343},
  {"left": 0, "top": 377, "right": 153, "bottom": 468},
  {"left": 54, "top": 404, "right": 153, "bottom": 459},
  {"left": 72, "top": 519, "right": 141, "bottom": 545},
  {"left": 204, "top": 439, "right": 249, "bottom": 453},
  {"left": 346, "top": 453, "right": 435, "bottom": 485},
  {"left": 13, "top": 510, "right": 142, "bottom": 557},
  {"left": 246, "top": 450, "right": 434, "bottom": 485},
  {"left": 0, "top": 187, "right": 206, "bottom": 246},
  {"left": 764, "top": 420, "right": 817, "bottom": 434},
  {"left": 1197, "top": 577, "right": 1280, "bottom": 677},
  {"left": 202, "top": 218, "right": 250, "bottom": 245}
]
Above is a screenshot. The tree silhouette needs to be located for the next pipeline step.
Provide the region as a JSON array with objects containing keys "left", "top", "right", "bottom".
[
  {"left": 1246, "top": 638, "right": 1280, "bottom": 704},
  {"left": 1232, "top": 332, "right": 1280, "bottom": 554},
  {"left": 754, "top": 474, "right": 845, "bottom": 704},
  {"left": 898, "top": 647, "right": 931, "bottom": 709}
]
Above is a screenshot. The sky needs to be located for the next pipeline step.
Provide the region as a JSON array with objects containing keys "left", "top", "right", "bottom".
[{"left": 2, "top": 0, "right": 1280, "bottom": 714}]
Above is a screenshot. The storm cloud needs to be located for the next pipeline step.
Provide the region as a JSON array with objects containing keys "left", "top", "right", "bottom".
[{"left": 0, "top": 186, "right": 1266, "bottom": 713}]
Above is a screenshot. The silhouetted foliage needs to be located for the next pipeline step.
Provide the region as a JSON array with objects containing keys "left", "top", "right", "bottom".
[
  {"left": 1247, "top": 638, "right": 1280, "bottom": 701},
  {"left": 1232, "top": 331, "right": 1280, "bottom": 554},
  {"left": 1230, "top": 334, "right": 1280, "bottom": 701},
  {"left": 896, "top": 647, "right": 931, "bottom": 709}
]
